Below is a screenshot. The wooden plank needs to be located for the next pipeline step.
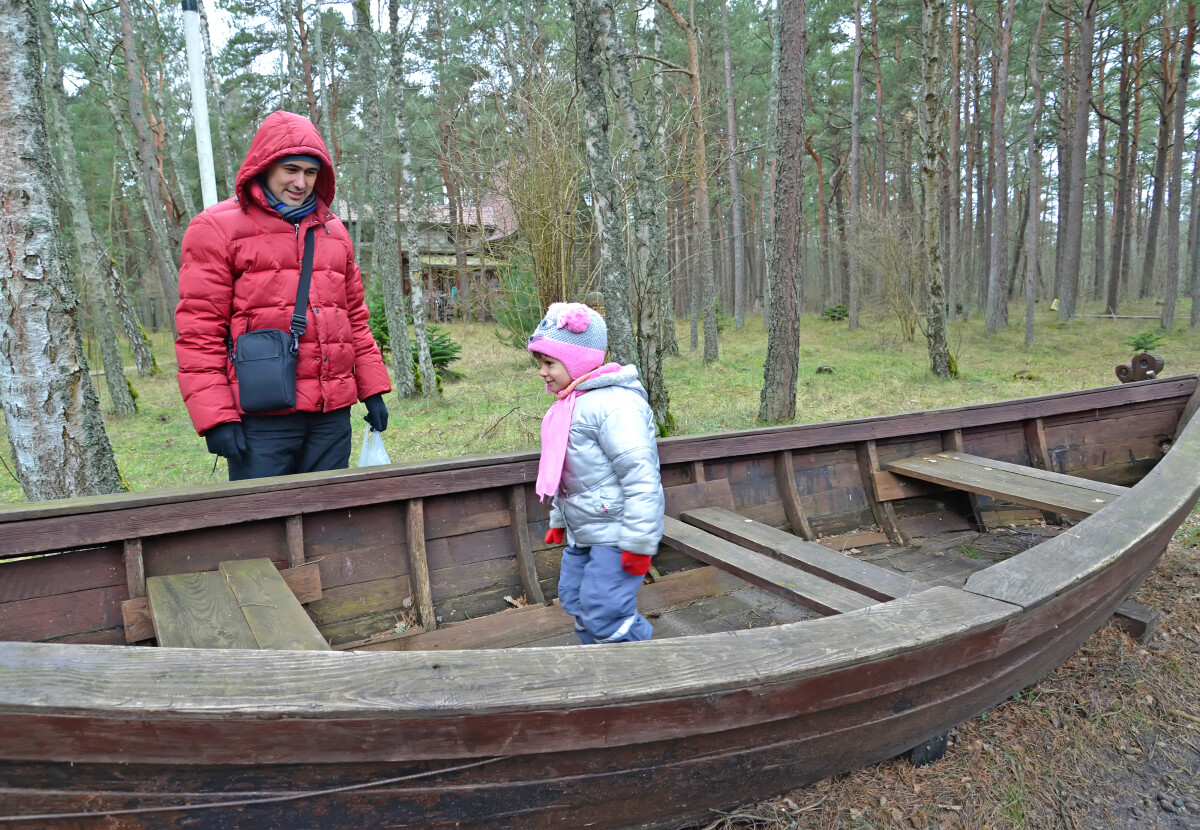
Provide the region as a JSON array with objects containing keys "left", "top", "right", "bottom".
[
  {"left": 663, "top": 478, "right": 736, "bottom": 518},
  {"left": 124, "top": 563, "right": 323, "bottom": 644},
  {"left": 219, "top": 559, "right": 330, "bottom": 651},
  {"left": 123, "top": 538, "right": 145, "bottom": 599},
  {"left": 660, "top": 517, "right": 876, "bottom": 615},
  {"left": 285, "top": 515, "right": 305, "bottom": 568},
  {"left": 146, "top": 571, "right": 258, "bottom": 650},
  {"left": 774, "top": 451, "right": 815, "bottom": 540},
  {"left": 1110, "top": 600, "right": 1159, "bottom": 645},
  {"left": 943, "top": 428, "right": 986, "bottom": 530},
  {"left": 405, "top": 498, "right": 437, "bottom": 631},
  {"left": 681, "top": 507, "right": 926, "bottom": 601},
  {"left": 1023, "top": 418, "right": 1065, "bottom": 526},
  {"left": 508, "top": 484, "right": 545, "bottom": 605},
  {"left": 886, "top": 452, "right": 1126, "bottom": 517},
  {"left": 856, "top": 441, "right": 911, "bottom": 546}
]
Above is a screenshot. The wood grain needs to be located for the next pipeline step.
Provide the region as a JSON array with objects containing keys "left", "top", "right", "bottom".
[{"left": 219, "top": 560, "right": 329, "bottom": 651}]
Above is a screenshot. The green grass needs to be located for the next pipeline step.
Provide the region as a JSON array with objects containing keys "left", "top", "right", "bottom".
[{"left": 1, "top": 298, "right": 1198, "bottom": 505}]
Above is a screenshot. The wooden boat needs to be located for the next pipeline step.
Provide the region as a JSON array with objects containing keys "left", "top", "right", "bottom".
[{"left": 1, "top": 375, "right": 1198, "bottom": 829}]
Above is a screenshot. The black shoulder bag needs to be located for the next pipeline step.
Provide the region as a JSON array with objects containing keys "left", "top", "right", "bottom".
[{"left": 229, "top": 225, "right": 316, "bottom": 414}]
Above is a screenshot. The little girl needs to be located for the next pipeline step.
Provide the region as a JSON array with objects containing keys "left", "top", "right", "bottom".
[{"left": 527, "top": 302, "right": 664, "bottom": 644}]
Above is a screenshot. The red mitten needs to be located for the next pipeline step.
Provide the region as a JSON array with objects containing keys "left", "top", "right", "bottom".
[
  {"left": 545, "top": 527, "right": 565, "bottom": 545},
  {"left": 621, "top": 551, "right": 652, "bottom": 576}
]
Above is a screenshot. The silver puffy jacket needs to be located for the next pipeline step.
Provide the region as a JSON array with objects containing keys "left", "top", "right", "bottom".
[{"left": 548, "top": 365, "right": 664, "bottom": 556}]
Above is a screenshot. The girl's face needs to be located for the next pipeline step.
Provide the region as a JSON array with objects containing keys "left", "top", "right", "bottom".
[{"left": 534, "top": 354, "right": 572, "bottom": 393}]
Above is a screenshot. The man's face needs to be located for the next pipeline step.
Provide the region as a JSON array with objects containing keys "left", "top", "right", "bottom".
[{"left": 264, "top": 159, "right": 320, "bottom": 205}]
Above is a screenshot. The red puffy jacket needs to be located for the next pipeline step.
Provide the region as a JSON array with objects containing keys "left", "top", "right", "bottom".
[{"left": 175, "top": 111, "right": 391, "bottom": 436}]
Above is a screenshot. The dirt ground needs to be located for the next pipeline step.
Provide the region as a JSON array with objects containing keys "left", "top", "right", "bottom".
[{"left": 683, "top": 514, "right": 1200, "bottom": 830}]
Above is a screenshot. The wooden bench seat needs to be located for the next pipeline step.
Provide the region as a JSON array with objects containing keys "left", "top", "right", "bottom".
[
  {"left": 661, "top": 516, "right": 877, "bottom": 616},
  {"left": 884, "top": 451, "right": 1129, "bottom": 518},
  {"left": 680, "top": 507, "right": 927, "bottom": 601},
  {"left": 147, "top": 559, "right": 330, "bottom": 651}
]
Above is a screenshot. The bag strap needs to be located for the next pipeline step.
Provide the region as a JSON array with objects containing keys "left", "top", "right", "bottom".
[{"left": 289, "top": 225, "right": 318, "bottom": 345}]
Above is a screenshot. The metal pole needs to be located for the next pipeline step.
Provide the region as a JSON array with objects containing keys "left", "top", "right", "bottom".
[{"left": 182, "top": 0, "right": 218, "bottom": 208}]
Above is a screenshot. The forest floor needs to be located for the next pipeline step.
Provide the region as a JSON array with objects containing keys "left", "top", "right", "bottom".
[{"left": 2, "top": 298, "right": 1200, "bottom": 828}]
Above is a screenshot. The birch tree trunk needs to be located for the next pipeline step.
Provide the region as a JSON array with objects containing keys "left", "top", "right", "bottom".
[
  {"left": 660, "top": 0, "right": 717, "bottom": 365},
  {"left": 352, "top": 0, "right": 415, "bottom": 397},
  {"left": 946, "top": 3, "right": 961, "bottom": 321},
  {"left": 1094, "top": 52, "right": 1107, "bottom": 301},
  {"left": 871, "top": 0, "right": 886, "bottom": 214},
  {"left": 38, "top": 0, "right": 137, "bottom": 414},
  {"left": 1025, "top": 0, "right": 1048, "bottom": 348},
  {"left": 591, "top": 0, "right": 670, "bottom": 430},
  {"left": 1163, "top": 3, "right": 1195, "bottom": 331},
  {"left": 0, "top": 0, "right": 124, "bottom": 499},
  {"left": 390, "top": 0, "right": 434, "bottom": 396},
  {"left": 760, "top": 0, "right": 805, "bottom": 423},
  {"left": 573, "top": 0, "right": 635, "bottom": 367},
  {"left": 115, "top": 0, "right": 180, "bottom": 330},
  {"left": 1189, "top": 94, "right": 1200, "bottom": 328},
  {"left": 920, "top": 0, "right": 951, "bottom": 377},
  {"left": 984, "top": 0, "right": 1015, "bottom": 333},
  {"left": 720, "top": 0, "right": 746, "bottom": 330},
  {"left": 1057, "top": 0, "right": 1097, "bottom": 320},
  {"left": 312, "top": 6, "right": 337, "bottom": 162}
]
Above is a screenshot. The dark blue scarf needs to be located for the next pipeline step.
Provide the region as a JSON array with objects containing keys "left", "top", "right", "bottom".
[{"left": 259, "top": 177, "right": 318, "bottom": 223}]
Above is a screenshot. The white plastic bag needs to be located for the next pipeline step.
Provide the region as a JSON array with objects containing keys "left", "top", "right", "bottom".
[{"left": 358, "top": 429, "right": 392, "bottom": 467}]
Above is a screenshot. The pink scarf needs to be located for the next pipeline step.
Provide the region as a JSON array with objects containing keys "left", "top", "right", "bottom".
[{"left": 535, "top": 363, "right": 620, "bottom": 500}]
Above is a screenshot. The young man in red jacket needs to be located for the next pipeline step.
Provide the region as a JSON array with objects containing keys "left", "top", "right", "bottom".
[{"left": 175, "top": 111, "right": 391, "bottom": 480}]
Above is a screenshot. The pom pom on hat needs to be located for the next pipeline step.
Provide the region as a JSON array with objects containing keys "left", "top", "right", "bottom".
[{"left": 527, "top": 302, "right": 607, "bottom": 380}]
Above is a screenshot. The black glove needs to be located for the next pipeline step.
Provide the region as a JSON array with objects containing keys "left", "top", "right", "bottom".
[
  {"left": 364, "top": 393, "right": 389, "bottom": 432},
  {"left": 205, "top": 421, "right": 247, "bottom": 460}
]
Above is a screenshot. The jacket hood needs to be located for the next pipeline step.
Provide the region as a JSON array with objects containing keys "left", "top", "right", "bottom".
[
  {"left": 577, "top": 364, "right": 647, "bottom": 401},
  {"left": 235, "top": 111, "right": 335, "bottom": 207}
]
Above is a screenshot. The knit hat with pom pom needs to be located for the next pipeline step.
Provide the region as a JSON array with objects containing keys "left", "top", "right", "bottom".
[{"left": 526, "top": 302, "right": 608, "bottom": 380}]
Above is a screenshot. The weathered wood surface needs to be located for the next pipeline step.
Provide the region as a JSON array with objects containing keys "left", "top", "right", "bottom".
[
  {"left": 404, "top": 499, "right": 437, "bottom": 631},
  {"left": 774, "top": 450, "right": 816, "bottom": 539},
  {"left": 886, "top": 452, "right": 1127, "bottom": 517},
  {"left": 146, "top": 560, "right": 328, "bottom": 651},
  {"left": 218, "top": 559, "right": 329, "bottom": 651},
  {"left": 857, "top": 441, "right": 911, "bottom": 545},
  {"left": 1111, "top": 600, "right": 1160, "bottom": 645},
  {"left": 661, "top": 517, "right": 877, "bottom": 615},
  {"left": 507, "top": 484, "right": 545, "bottom": 605},
  {"left": 681, "top": 507, "right": 926, "bottom": 601},
  {"left": 147, "top": 570, "right": 259, "bottom": 650},
  {"left": 965, "top": 412, "right": 1200, "bottom": 608},
  {"left": 0, "top": 586, "right": 1016, "bottom": 762}
]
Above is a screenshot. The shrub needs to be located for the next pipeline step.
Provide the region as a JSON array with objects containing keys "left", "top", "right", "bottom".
[
  {"left": 1123, "top": 331, "right": 1165, "bottom": 355},
  {"left": 822, "top": 303, "right": 849, "bottom": 322}
]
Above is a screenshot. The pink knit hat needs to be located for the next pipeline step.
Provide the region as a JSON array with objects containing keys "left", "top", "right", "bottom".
[{"left": 526, "top": 302, "right": 608, "bottom": 380}]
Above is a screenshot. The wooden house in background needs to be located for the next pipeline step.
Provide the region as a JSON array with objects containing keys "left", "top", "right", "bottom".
[{"left": 333, "top": 194, "right": 518, "bottom": 321}]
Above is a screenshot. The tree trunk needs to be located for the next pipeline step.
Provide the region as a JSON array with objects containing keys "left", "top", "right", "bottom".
[
  {"left": 593, "top": 0, "right": 671, "bottom": 429},
  {"left": 390, "top": 0, "right": 434, "bottom": 397},
  {"left": 115, "top": 0, "right": 180, "bottom": 331},
  {"left": 38, "top": 0, "right": 137, "bottom": 414},
  {"left": 1057, "top": 0, "right": 1096, "bottom": 321},
  {"left": 984, "top": 0, "right": 1015, "bottom": 333},
  {"left": 651, "top": 7, "right": 679, "bottom": 356},
  {"left": 312, "top": 6, "right": 337, "bottom": 162},
  {"left": 849, "top": 0, "right": 864, "bottom": 331},
  {"left": 720, "top": 0, "right": 746, "bottom": 331},
  {"left": 573, "top": 0, "right": 635, "bottom": 368},
  {"left": 871, "top": 0, "right": 886, "bottom": 214},
  {"left": 1025, "top": 0, "right": 1048, "bottom": 348},
  {"left": 1189, "top": 89, "right": 1200, "bottom": 328},
  {"left": 760, "top": 0, "right": 805, "bottom": 423},
  {"left": 0, "top": 0, "right": 124, "bottom": 499},
  {"left": 946, "top": 1, "right": 961, "bottom": 321},
  {"left": 920, "top": 0, "right": 951, "bottom": 377},
  {"left": 352, "top": 0, "right": 415, "bottom": 398},
  {"left": 1138, "top": 20, "right": 1176, "bottom": 301},
  {"left": 1094, "top": 52, "right": 1107, "bottom": 303},
  {"left": 1109, "top": 32, "right": 1133, "bottom": 316},
  {"left": 1163, "top": 4, "right": 1195, "bottom": 330},
  {"left": 660, "top": 0, "right": 717, "bottom": 364}
]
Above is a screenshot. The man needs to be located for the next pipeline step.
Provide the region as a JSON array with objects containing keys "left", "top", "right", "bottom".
[{"left": 175, "top": 111, "right": 391, "bottom": 481}]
